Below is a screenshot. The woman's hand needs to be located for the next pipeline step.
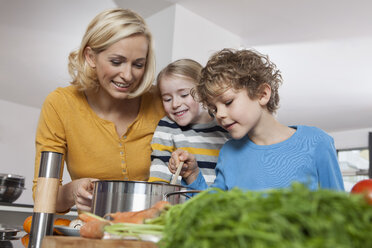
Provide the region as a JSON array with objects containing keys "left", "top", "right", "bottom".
[
  {"left": 57, "top": 178, "right": 97, "bottom": 212},
  {"left": 71, "top": 178, "right": 97, "bottom": 212},
  {"left": 169, "top": 149, "right": 199, "bottom": 184}
]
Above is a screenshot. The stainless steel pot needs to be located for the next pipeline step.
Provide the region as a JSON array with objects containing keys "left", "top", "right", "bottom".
[
  {"left": 0, "top": 173, "right": 25, "bottom": 203},
  {"left": 91, "top": 180, "right": 197, "bottom": 217}
]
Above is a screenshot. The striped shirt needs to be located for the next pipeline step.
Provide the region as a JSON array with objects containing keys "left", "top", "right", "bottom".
[{"left": 148, "top": 116, "right": 230, "bottom": 185}]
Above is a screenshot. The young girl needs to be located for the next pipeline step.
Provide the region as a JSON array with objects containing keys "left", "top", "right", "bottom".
[
  {"left": 168, "top": 49, "right": 344, "bottom": 191},
  {"left": 148, "top": 59, "right": 230, "bottom": 185}
]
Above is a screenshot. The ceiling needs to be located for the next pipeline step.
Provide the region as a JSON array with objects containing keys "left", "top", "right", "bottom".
[
  {"left": 1, "top": 0, "right": 372, "bottom": 133},
  {"left": 178, "top": 0, "right": 372, "bottom": 45}
]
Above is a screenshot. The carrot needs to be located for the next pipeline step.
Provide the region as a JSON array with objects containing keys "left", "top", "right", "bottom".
[
  {"left": 109, "top": 201, "right": 171, "bottom": 223},
  {"left": 79, "top": 201, "right": 170, "bottom": 238},
  {"left": 107, "top": 211, "right": 137, "bottom": 223},
  {"left": 152, "top": 200, "right": 171, "bottom": 211},
  {"left": 79, "top": 220, "right": 110, "bottom": 239},
  {"left": 111, "top": 208, "right": 158, "bottom": 224},
  {"left": 78, "top": 211, "right": 106, "bottom": 223}
]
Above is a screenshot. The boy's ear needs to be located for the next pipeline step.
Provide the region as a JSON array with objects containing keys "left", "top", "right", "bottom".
[
  {"left": 84, "top": 46, "right": 96, "bottom": 68},
  {"left": 258, "top": 83, "right": 271, "bottom": 106}
]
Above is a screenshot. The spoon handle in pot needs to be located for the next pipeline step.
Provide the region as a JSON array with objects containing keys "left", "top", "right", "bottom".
[{"left": 170, "top": 161, "right": 184, "bottom": 185}]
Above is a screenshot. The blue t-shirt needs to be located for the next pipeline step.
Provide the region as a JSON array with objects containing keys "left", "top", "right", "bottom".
[{"left": 186, "top": 125, "right": 344, "bottom": 191}]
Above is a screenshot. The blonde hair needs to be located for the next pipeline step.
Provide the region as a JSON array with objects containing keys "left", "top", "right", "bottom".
[
  {"left": 68, "top": 8, "right": 155, "bottom": 98},
  {"left": 156, "top": 59, "right": 202, "bottom": 88}
]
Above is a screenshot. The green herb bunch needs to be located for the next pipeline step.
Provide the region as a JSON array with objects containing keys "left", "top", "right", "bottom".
[{"left": 157, "top": 183, "right": 372, "bottom": 248}]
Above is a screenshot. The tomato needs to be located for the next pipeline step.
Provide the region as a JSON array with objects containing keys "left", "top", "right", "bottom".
[{"left": 350, "top": 179, "right": 372, "bottom": 205}]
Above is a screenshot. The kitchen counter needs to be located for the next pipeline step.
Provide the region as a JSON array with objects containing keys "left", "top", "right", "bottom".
[
  {"left": 0, "top": 234, "right": 158, "bottom": 248},
  {"left": 0, "top": 202, "right": 77, "bottom": 227},
  {"left": 42, "top": 236, "right": 158, "bottom": 248},
  {"left": 0, "top": 231, "right": 159, "bottom": 248},
  {"left": 0, "top": 202, "right": 78, "bottom": 248},
  {"left": 1, "top": 203, "right": 157, "bottom": 247}
]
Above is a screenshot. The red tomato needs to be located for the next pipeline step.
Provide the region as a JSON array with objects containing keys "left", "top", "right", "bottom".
[{"left": 350, "top": 179, "right": 372, "bottom": 205}]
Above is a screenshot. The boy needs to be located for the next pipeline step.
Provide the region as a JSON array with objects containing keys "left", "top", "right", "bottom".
[{"left": 169, "top": 49, "right": 344, "bottom": 191}]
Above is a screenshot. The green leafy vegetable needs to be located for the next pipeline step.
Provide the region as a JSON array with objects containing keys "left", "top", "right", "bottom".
[{"left": 157, "top": 183, "right": 372, "bottom": 248}]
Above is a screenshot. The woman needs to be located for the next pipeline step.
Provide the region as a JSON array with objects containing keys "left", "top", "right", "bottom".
[{"left": 33, "top": 8, "right": 165, "bottom": 212}]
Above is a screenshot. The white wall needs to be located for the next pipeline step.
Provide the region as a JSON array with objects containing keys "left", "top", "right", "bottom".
[
  {"left": 329, "top": 128, "right": 371, "bottom": 150},
  {"left": 0, "top": 99, "right": 39, "bottom": 204},
  {"left": 0, "top": 99, "right": 71, "bottom": 204},
  {"left": 254, "top": 37, "right": 372, "bottom": 133},
  {"left": 147, "top": 4, "right": 242, "bottom": 70},
  {"left": 171, "top": 5, "right": 241, "bottom": 65},
  {"left": 146, "top": 5, "right": 176, "bottom": 75},
  {"left": 253, "top": 38, "right": 372, "bottom": 150}
]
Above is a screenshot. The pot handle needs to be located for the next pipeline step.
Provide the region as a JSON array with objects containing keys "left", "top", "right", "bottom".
[{"left": 163, "top": 190, "right": 201, "bottom": 201}]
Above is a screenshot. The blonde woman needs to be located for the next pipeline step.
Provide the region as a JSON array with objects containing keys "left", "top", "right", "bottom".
[{"left": 33, "top": 9, "right": 165, "bottom": 212}]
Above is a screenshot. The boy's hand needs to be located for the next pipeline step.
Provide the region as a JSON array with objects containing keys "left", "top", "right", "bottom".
[{"left": 169, "top": 149, "right": 199, "bottom": 184}]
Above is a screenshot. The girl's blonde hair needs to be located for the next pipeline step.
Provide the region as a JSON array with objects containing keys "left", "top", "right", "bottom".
[
  {"left": 156, "top": 59, "right": 202, "bottom": 87},
  {"left": 68, "top": 8, "right": 155, "bottom": 98}
]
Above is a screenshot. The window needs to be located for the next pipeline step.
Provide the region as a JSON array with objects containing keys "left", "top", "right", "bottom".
[{"left": 338, "top": 148, "right": 369, "bottom": 192}]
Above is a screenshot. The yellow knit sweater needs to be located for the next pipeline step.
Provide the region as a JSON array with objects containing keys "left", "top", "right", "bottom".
[{"left": 33, "top": 85, "right": 165, "bottom": 196}]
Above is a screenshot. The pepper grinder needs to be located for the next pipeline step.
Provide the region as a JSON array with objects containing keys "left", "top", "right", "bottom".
[{"left": 28, "top": 151, "right": 63, "bottom": 248}]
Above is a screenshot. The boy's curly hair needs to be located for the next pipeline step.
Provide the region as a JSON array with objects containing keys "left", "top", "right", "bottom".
[{"left": 194, "top": 48, "right": 282, "bottom": 113}]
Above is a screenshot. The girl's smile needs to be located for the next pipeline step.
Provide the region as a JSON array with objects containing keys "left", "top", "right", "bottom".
[
  {"left": 160, "top": 75, "right": 212, "bottom": 126},
  {"left": 174, "top": 109, "right": 188, "bottom": 117}
]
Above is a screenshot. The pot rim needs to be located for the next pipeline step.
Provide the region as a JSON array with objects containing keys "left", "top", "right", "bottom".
[
  {"left": 0, "top": 173, "right": 25, "bottom": 180},
  {"left": 93, "top": 179, "right": 189, "bottom": 188}
]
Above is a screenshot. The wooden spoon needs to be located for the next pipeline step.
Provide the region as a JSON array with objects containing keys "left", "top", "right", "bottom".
[{"left": 170, "top": 161, "right": 184, "bottom": 185}]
